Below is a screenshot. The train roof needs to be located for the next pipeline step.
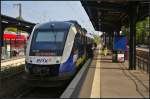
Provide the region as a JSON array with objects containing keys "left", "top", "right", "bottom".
[
  {"left": 35, "top": 21, "right": 72, "bottom": 30},
  {"left": 66, "top": 20, "right": 82, "bottom": 28}
]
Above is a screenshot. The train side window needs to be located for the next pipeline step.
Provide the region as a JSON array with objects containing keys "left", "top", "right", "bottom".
[{"left": 72, "top": 33, "right": 81, "bottom": 54}]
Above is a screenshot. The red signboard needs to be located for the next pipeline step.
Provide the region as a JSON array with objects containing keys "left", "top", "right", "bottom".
[{"left": 3, "top": 33, "right": 26, "bottom": 40}]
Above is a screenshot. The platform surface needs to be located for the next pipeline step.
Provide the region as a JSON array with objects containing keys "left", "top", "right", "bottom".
[{"left": 71, "top": 45, "right": 149, "bottom": 98}]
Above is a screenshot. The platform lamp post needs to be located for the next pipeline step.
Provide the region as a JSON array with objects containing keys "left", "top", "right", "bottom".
[
  {"left": 13, "top": 3, "right": 22, "bottom": 34},
  {"left": 13, "top": 3, "right": 22, "bottom": 20},
  {"left": 13, "top": 3, "right": 22, "bottom": 56},
  {"left": 148, "top": 2, "right": 150, "bottom": 73}
]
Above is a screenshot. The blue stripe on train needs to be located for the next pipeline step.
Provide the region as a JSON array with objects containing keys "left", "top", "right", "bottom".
[{"left": 59, "top": 54, "right": 76, "bottom": 74}]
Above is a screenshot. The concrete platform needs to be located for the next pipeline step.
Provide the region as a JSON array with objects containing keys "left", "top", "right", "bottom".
[
  {"left": 100, "top": 55, "right": 149, "bottom": 98},
  {"left": 70, "top": 45, "right": 149, "bottom": 98},
  {"left": 71, "top": 45, "right": 101, "bottom": 98},
  {"left": 1, "top": 57, "right": 25, "bottom": 70}
]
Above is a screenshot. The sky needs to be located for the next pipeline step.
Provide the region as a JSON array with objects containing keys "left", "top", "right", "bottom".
[{"left": 1, "top": 1, "right": 102, "bottom": 36}]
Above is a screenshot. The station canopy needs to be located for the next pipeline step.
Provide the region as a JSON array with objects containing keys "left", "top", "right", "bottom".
[
  {"left": 81, "top": 0, "right": 149, "bottom": 33},
  {"left": 1, "top": 14, "right": 36, "bottom": 33}
]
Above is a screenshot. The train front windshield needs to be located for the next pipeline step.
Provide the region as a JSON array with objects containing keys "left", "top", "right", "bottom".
[{"left": 30, "top": 29, "right": 67, "bottom": 56}]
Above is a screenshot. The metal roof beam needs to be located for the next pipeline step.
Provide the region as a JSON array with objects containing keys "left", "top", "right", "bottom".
[{"left": 82, "top": 2, "right": 127, "bottom": 13}]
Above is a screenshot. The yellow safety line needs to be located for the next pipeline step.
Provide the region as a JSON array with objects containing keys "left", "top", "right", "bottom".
[{"left": 90, "top": 46, "right": 101, "bottom": 98}]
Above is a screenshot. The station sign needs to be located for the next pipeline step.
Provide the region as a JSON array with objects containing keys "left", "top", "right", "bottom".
[{"left": 113, "top": 36, "right": 126, "bottom": 51}]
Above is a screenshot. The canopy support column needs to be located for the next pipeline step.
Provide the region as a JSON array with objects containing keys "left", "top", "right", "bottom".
[
  {"left": 0, "top": 24, "right": 6, "bottom": 69},
  {"left": 129, "top": 3, "right": 138, "bottom": 70}
]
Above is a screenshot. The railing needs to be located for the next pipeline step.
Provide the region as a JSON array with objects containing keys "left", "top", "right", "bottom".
[{"left": 136, "top": 48, "right": 149, "bottom": 73}]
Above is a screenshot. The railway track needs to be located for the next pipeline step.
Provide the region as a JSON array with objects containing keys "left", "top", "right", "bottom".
[
  {"left": 1, "top": 69, "right": 24, "bottom": 80},
  {"left": 15, "top": 86, "right": 66, "bottom": 98},
  {"left": 1, "top": 69, "right": 68, "bottom": 98},
  {"left": 0, "top": 70, "right": 26, "bottom": 98},
  {"left": 1, "top": 56, "right": 25, "bottom": 80},
  {"left": 1, "top": 64, "right": 25, "bottom": 80}
]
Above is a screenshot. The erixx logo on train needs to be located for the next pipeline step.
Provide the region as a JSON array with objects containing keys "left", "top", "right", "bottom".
[{"left": 36, "top": 58, "right": 48, "bottom": 63}]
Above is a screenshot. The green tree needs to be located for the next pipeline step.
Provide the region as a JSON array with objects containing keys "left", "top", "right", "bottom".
[
  {"left": 16, "top": 16, "right": 24, "bottom": 21},
  {"left": 93, "top": 34, "right": 100, "bottom": 45},
  {"left": 5, "top": 27, "right": 17, "bottom": 32},
  {"left": 5, "top": 27, "right": 27, "bottom": 35},
  {"left": 136, "top": 17, "right": 149, "bottom": 45}
]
